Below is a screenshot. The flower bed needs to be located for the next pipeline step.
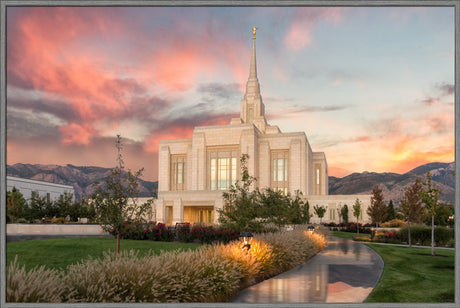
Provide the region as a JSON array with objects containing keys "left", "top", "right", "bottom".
[{"left": 114, "top": 221, "right": 239, "bottom": 244}]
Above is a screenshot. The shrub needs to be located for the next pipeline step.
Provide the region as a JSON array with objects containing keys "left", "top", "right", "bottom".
[
  {"left": 381, "top": 219, "right": 406, "bottom": 228},
  {"left": 145, "top": 223, "right": 175, "bottom": 242},
  {"left": 7, "top": 256, "right": 66, "bottom": 302},
  {"left": 176, "top": 223, "right": 193, "bottom": 242},
  {"left": 51, "top": 217, "right": 67, "bottom": 224},
  {"left": 8, "top": 226, "right": 328, "bottom": 303},
  {"left": 398, "top": 225, "right": 453, "bottom": 246}
]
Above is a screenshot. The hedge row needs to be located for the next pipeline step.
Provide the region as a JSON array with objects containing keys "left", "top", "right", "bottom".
[
  {"left": 7, "top": 226, "right": 328, "bottom": 303},
  {"left": 114, "top": 221, "right": 239, "bottom": 244},
  {"left": 399, "top": 225, "right": 454, "bottom": 246}
]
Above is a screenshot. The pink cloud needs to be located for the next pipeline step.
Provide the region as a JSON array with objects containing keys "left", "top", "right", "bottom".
[
  {"left": 285, "top": 7, "right": 346, "bottom": 51},
  {"left": 7, "top": 7, "right": 248, "bottom": 148}
]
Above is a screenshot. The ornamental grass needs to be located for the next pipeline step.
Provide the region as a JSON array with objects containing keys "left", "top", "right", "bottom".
[{"left": 7, "top": 225, "right": 327, "bottom": 303}]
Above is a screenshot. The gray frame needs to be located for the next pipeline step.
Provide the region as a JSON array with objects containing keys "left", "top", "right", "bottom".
[{"left": 1, "top": 1, "right": 458, "bottom": 308}]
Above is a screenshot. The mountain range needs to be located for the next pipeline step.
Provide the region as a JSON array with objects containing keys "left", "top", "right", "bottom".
[
  {"left": 329, "top": 162, "right": 455, "bottom": 205},
  {"left": 6, "top": 161, "right": 455, "bottom": 205},
  {"left": 6, "top": 163, "right": 157, "bottom": 201}
]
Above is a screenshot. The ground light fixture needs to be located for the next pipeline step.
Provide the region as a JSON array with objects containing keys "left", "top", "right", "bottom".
[
  {"left": 308, "top": 225, "right": 315, "bottom": 234},
  {"left": 240, "top": 231, "right": 253, "bottom": 250}
]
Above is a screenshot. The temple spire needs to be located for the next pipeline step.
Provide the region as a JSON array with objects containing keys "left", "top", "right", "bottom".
[
  {"left": 245, "top": 27, "right": 260, "bottom": 98},
  {"left": 237, "top": 27, "right": 266, "bottom": 132}
]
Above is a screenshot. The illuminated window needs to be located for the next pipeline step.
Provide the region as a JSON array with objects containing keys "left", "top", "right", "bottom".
[
  {"left": 209, "top": 148, "right": 238, "bottom": 190},
  {"left": 248, "top": 107, "right": 254, "bottom": 122},
  {"left": 171, "top": 155, "right": 186, "bottom": 191},
  {"left": 316, "top": 169, "right": 320, "bottom": 185},
  {"left": 271, "top": 150, "right": 289, "bottom": 194}
]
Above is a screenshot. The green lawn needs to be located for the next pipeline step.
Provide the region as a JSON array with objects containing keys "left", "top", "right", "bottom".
[
  {"left": 364, "top": 244, "right": 455, "bottom": 302},
  {"left": 331, "top": 230, "right": 359, "bottom": 239},
  {"left": 7, "top": 237, "right": 201, "bottom": 271}
]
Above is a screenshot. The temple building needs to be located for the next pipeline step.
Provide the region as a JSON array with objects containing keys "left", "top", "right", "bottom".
[{"left": 155, "top": 28, "right": 371, "bottom": 225}]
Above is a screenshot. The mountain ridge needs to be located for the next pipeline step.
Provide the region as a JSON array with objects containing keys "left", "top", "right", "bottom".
[{"left": 7, "top": 161, "right": 455, "bottom": 204}]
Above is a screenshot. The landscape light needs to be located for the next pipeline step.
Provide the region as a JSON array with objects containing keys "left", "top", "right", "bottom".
[{"left": 239, "top": 231, "right": 253, "bottom": 250}]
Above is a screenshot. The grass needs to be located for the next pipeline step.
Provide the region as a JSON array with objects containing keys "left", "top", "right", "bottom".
[
  {"left": 331, "top": 230, "right": 359, "bottom": 239},
  {"left": 364, "top": 244, "right": 455, "bottom": 302},
  {"left": 7, "top": 237, "right": 201, "bottom": 271}
]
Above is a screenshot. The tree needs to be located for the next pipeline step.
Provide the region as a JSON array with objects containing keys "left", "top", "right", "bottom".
[
  {"left": 218, "top": 154, "right": 260, "bottom": 231},
  {"left": 313, "top": 204, "right": 326, "bottom": 224},
  {"left": 419, "top": 171, "right": 441, "bottom": 256},
  {"left": 423, "top": 203, "right": 454, "bottom": 227},
  {"left": 258, "top": 188, "right": 289, "bottom": 231},
  {"left": 399, "top": 180, "right": 425, "bottom": 248},
  {"left": 353, "top": 199, "right": 362, "bottom": 234},
  {"left": 367, "top": 185, "right": 387, "bottom": 227},
  {"left": 27, "top": 191, "right": 48, "bottom": 221},
  {"left": 91, "top": 135, "right": 154, "bottom": 260},
  {"left": 386, "top": 200, "right": 396, "bottom": 222},
  {"left": 53, "top": 192, "right": 74, "bottom": 219},
  {"left": 6, "top": 187, "right": 27, "bottom": 223},
  {"left": 341, "top": 204, "right": 349, "bottom": 223},
  {"left": 286, "top": 191, "right": 310, "bottom": 226},
  {"left": 336, "top": 204, "right": 343, "bottom": 224}
]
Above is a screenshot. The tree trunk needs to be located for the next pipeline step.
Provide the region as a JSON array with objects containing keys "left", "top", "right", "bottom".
[
  {"left": 116, "top": 232, "right": 120, "bottom": 261},
  {"left": 431, "top": 215, "right": 435, "bottom": 256},
  {"left": 408, "top": 219, "right": 412, "bottom": 248},
  {"left": 357, "top": 218, "right": 359, "bottom": 235}
]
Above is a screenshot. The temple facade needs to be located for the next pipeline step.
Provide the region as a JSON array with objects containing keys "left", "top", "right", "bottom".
[{"left": 154, "top": 29, "right": 371, "bottom": 225}]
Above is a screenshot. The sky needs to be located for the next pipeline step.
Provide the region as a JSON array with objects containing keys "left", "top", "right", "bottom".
[{"left": 6, "top": 6, "right": 455, "bottom": 181}]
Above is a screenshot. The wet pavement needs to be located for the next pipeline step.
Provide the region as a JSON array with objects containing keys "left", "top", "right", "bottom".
[{"left": 233, "top": 236, "right": 384, "bottom": 303}]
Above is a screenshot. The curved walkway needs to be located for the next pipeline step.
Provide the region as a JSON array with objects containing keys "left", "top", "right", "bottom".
[{"left": 233, "top": 236, "right": 384, "bottom": 303}]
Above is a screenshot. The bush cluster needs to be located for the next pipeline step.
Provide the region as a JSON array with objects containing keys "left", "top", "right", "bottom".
[
  {"left": 381, "top": 219, "right": 406, "bottom": 228},
  {"left": 7, "top": 189, "right": 97, "bottom": 224},
  {"left": 399, "top": 225, "right": 454, "bottom": 246},
  {"left": 7, "top": 226, "right": 327, "bottom": 303},
  {"left": 115, "top": 221, "right": 239, "bottom": 244}
]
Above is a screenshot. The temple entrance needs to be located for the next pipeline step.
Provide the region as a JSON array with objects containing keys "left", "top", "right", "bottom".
[{"left": 183, "top": 206, "right": 214, "bottom": 224}]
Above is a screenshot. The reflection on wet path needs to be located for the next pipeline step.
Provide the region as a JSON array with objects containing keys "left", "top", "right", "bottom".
[{"left": 233, "top": 236, "right": 384, "bottom": 303}]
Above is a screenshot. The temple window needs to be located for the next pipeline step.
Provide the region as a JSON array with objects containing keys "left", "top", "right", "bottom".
[
  {"left": 208, "top": 148, "right": 238, "bottom": 190},
  {"left": 171, "top": 155, "right": 186, "bottom": 191},
  {"left": 271, "top": 150, "right": 289, "bottom": 194}
]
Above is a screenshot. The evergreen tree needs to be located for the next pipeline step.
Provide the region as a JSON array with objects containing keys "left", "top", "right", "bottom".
[
  {"left": 386, "top": 200, "right": 396, "bottom": 222},
  {"left": 341, "top": 204, "right": 349, "bottom": 223}
]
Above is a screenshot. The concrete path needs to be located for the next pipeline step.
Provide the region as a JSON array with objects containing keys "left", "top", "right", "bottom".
[{"left": 233, "top": 236, "right": 384, "bottom": 303}]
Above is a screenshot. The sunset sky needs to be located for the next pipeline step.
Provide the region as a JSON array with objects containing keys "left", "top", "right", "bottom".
[{"left": 6, "top": 6, "right": 455, "bottom": 181}]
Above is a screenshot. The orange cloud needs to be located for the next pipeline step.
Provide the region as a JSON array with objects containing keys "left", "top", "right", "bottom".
[{"left": 8, "top": 7, "right": 248, "bottom": 148}]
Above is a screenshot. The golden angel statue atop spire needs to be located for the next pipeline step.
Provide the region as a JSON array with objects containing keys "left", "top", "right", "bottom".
[{"left": 252, "top": 27, "right": 258, "bottom": 39}]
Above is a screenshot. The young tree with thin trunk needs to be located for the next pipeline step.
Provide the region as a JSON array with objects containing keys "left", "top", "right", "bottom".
[
  {"left": 91, "top": 135, "right": 154, "bottom": 260},
  {"left": 313, "top": 204, "right": 326, "bottom": 224},
  {"left": 367, "top": 185, "right": 387, "bottom": 227},
  {"left": 353, "top": 198, "right": 362, "bottom": 234},
  {"left": 419, "top": 171, "right": 441, "bottom": 256},
  {"left": 399, "top": 180, "right": 426, "bottom": 248}
]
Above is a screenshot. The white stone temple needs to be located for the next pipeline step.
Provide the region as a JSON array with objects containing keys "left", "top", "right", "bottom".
[{"left": 154, "top": 28, "right": 371, "bottom": 225}]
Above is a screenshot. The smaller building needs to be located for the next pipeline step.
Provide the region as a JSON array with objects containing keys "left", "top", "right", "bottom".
[{"left": 6, "top": 176, "right": 75, "bottom": 202}]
